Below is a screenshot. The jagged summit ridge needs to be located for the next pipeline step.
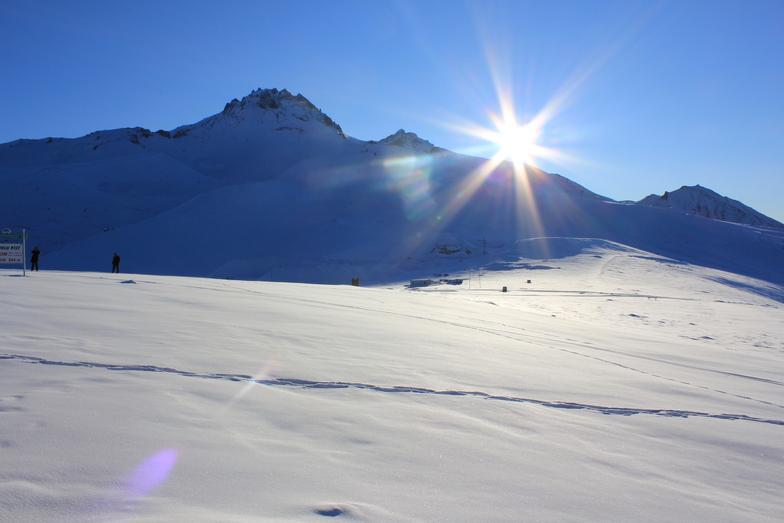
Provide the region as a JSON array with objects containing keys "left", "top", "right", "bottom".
[
  {"left": 222, "top": 88, "right": 319, "bottom": 113},
  {"left": 217, "top": 88, "right": 345, "bottom": 137}
]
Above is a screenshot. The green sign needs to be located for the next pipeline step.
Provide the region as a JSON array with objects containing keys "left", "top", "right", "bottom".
[{"left": 0, "top": 229, "right": 25, "bottom": 239}]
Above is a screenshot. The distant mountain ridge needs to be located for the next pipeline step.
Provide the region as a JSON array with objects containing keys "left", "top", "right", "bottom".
[
  {"left": 637, "top": 185, "right": 784, "bottom": 229},
  {"left": 2, "top": 88, "right": 783, "bottom": 288}
]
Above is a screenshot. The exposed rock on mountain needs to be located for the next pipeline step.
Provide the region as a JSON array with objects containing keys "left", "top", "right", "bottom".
[{"left": 378, "top": 129, "right": 437, "bottom": 153}]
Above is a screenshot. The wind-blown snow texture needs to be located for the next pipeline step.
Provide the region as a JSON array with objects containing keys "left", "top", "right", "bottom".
[{"left": 3, "top": 88, "right": 783, "bottom": 287}]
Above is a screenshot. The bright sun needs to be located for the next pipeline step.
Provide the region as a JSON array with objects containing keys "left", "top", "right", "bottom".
[
  {"left": 464, "top": 110, "right": 546, "bottom": 169},
  {"left": 491, "top": 119, "right": 541, "bottom": 166}
]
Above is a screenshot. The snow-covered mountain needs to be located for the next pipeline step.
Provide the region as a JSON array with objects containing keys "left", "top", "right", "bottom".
[
  {"left": 638, "top": 185, "right": 784, "bottom": 229},
  {"left": 2, "top": 88, "right": 783, "bottom": 287}
]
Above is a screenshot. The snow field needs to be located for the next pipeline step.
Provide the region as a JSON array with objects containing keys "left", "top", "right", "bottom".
[{"left": 1, "top": 248, "right": 783, "bottom": 521}]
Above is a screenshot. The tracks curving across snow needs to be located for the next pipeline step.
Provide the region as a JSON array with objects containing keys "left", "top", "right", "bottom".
[{"left": 3, "top": 353, "right": 783, "bottom": 427}]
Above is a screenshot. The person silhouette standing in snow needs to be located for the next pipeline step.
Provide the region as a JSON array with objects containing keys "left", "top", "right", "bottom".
[
  {"left": 112, "top": 252, "right": 121, "bottom": 273},
  {"left": 31, "top": 247, "right": 40, "bottom": 271}
]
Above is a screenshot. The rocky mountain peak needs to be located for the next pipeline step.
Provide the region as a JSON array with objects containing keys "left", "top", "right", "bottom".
[
  {"left": 379, "top": 129, "right": 435, "bottom": 152},
  {"left": 219, "top": 88, "right": 344, "bottom": 136},
  {"left": 221, "top": 88, "right": 314, "bottom": 112}
]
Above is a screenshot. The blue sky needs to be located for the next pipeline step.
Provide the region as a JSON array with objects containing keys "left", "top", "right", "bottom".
[{"left": 2, "top": 0, "right": 783, "bottom": 222}]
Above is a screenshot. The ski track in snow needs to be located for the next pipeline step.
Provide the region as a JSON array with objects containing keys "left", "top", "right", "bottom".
[
  {"left": 75, "top": 277, "right": 784, "bottom": 410},
  {"left": 3, "top": 353, "right": 783, "bottom": 427},
  {"left": 215, "top": 280, "right": 784, "bottom": 410}
]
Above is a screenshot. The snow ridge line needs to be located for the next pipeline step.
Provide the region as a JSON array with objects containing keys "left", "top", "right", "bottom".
[{"left": 3, "top": 353, "right": 784, "bottom": 426}]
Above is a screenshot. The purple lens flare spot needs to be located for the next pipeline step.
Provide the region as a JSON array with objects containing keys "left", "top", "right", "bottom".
[{"left": 124, "top": 447, "right": 179, "bottom": 497}]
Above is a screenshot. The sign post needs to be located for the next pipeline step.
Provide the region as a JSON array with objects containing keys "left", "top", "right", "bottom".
[{"left": 0, "top": 229, "right": 27, "bottom": 275}]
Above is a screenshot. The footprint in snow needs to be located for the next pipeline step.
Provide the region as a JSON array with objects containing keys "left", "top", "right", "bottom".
[{"left": 314, "top": 504, "right": 351, "bottom": 517}]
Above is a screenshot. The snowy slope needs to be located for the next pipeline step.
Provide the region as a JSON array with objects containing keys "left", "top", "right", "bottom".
[
  {"left": 638, "top": 185, "right": 784, "bottom": 229},
  {"left": 1, "top": 244, "right": 783, "bottom": 522}
]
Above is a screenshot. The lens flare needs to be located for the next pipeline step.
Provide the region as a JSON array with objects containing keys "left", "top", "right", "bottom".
[
  {"left": 124, "top": 447, "right": 179, "bottom": 497},
  {"left": 219, "top": 356, "right": 285, "bottom": 417},
  {"left": 382, "top": 154, "right": 436, "bottom": 220}
]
